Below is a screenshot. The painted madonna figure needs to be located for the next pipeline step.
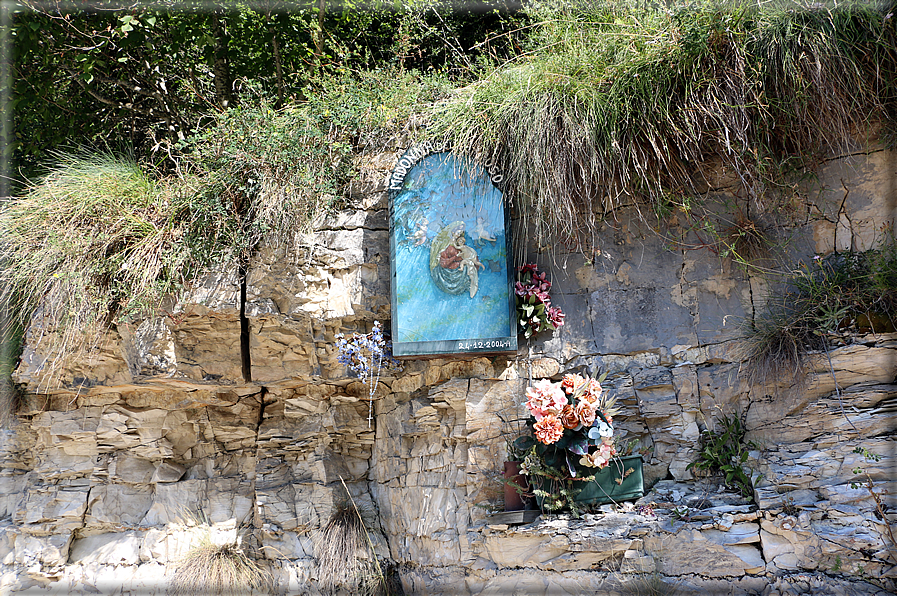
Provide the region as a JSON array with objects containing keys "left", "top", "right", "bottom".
[{"left": 429, "top": 221, "right": 485, "bottom": 298}]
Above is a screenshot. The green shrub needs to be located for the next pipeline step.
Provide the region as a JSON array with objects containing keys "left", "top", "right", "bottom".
[{"left": 184, "top": 69, "right": 450, "bottom": 253}]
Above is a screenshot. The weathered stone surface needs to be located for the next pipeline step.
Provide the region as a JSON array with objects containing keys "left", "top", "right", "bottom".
[
  {"left": 69, "top": 532, "right": 142, "bottom": 565},
  {"left": 84, "top": 484, "right": 154, "bottom": 530},
  {"left": 2, "top": 148, "right": 896, "bottom": 595}
]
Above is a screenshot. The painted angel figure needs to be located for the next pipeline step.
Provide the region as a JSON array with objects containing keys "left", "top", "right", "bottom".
[
  {"left": 471, "top": 216, "right": 497, "bottom": 246},
  {"left": 411, "top": 217, "right": 429, "bottom": 246}
]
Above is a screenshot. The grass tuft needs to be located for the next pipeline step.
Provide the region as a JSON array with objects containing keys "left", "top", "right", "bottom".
[
  {"left": 315, "top": 498, "right": 387, "bottom": 595},
  {"left": 0, "top": 152, "right": 202, "bottom": 380},
  {"left": 169, "top": 536, "right": 271, "bottom": 596},
  {"left": 619, "top": 573, "right": 683, "bottom": 596},
  {"left": 612, "top": 542, "right": 684, "bottom": 596},
  {"left": 737, "top": 237, "right": 897, "bottom": 388}
]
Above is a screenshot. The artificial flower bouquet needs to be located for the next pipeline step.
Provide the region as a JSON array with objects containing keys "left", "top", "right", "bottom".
[
  {"left": 514, "top": 372, "right": 641, "bottom": 513},
  {"left": 515, "top": 264, "right": 565, "bottom": 338}
]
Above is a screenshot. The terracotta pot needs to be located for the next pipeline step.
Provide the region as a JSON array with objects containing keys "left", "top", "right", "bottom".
[{"left": 503, "top": 461, "right": 529, "bottom": 511}]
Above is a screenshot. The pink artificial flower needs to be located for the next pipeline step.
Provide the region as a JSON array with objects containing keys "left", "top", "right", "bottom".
[
  {"left": 525, "top": 379, "right": 568, "bottom": 419},
  {"left": 580, "top": 438, "right": 617, "bottom": 469},
  {"left": 548, "top": 306, "right": 565, "bottom": 328}
]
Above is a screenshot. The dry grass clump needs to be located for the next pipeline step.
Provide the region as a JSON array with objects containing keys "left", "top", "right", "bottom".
[
  {"left": 619, "top": 574, "right": 684, "bottom": 596},
  {"left": 736, "top": 298, "right": 822, "bottom": 389},
  {"left": 315, "top": 499, "right": 387, "bottom": 595},
  {"left": 737, "top": 238, "right": 897, "bottom": 388},
  {"left": 169, "top": 537, "right": 271, "bottom": 596}
]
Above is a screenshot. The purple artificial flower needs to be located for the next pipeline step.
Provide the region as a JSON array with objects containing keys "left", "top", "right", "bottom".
[{"left": 548, "top": 306, "right": 565, "bottom": 328}]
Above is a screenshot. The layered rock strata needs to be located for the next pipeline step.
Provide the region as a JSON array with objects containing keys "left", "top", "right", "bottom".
[{"left": 1, "top": 147, "right": 895, "bottom": 594}]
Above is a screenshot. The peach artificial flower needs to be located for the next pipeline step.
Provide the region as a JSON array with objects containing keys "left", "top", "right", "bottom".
[
  {"left": 534, "top": 414, "right": 564, "bottom": 444},
  {"left": 559, "top": 404, "right": 580, "bottom": 430},
  {"left": 578, "top": 378, "right": 603, "bottom": 405},
  {"left": 580, "top": 451, "right": 609, "bottom": 469},
  {"left": 560, "top": 373, "right": 586, "bottom": 394},
  {"left": 574, "top": 401, "right": 596, "bottom": 426}
]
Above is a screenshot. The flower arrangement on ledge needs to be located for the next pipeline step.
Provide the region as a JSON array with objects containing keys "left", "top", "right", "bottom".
[
  {"left": 516, "top": 263, "right": 565, "bottom": 338},
  {"left": 513, "top": 372, "right": 624, "bottom": 513}
]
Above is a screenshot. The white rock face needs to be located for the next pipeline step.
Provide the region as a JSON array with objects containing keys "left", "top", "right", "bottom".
[{"left": 1, "top": 147, "right": 895, "bottom": 594}]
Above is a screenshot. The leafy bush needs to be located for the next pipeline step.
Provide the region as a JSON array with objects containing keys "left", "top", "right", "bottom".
[
  {"left": 687, "top": 414, "right": 757, "bottom": 498},
  {"left": 185, "top": 69, "right": 450, "bottom": 253}
]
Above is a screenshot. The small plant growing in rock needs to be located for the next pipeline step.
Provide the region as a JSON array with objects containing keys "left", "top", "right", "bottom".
[
  {"left": 850, "top": 446, "right": 896, "bottom": 549},
  {"left": 335, "top": 321, "right": 402, "bottom": 427},
  {"left": 737, "top": 238, "right": 897, "bottom": 388},
  {"left": 686, "top": 414, "right": 758, "bottom": 498}
]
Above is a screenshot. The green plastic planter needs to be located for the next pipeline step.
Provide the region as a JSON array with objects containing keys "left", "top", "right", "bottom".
[{"left": 533, "top": 455, "right": 644, "bottom": 509}]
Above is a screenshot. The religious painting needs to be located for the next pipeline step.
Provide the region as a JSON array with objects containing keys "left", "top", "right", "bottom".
[{"left": 388, "top": 144, "right": 517, "bottom": 358}]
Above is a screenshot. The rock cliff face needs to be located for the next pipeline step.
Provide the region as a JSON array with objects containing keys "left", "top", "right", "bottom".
[{"left": 1, "top": 148, "right": 895, "bottom": 595}]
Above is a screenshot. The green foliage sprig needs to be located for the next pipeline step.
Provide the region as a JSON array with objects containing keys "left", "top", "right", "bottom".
[
  {"left": 687, "top": 414, "right": 758, "bottom": 498},
  {"left": 850, "top": 446, "right": 896, "bottom": 550}
]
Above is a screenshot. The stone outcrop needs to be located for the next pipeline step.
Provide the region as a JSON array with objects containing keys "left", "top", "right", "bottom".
[{"left": 1, "top": 146, "right": 895, "bottom": 594}]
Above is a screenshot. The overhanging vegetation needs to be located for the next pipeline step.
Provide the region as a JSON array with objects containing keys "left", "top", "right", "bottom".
[
  {"left": 433, "top": 0, "right": 897, "bottom": 245},
  {"left": 2, "top": 0, "right": 896, "bottom": 385}
]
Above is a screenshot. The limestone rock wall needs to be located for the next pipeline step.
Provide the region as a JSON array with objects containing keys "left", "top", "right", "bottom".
[{"left": 0, "top": 147, "right": 895, "bottom": 594}]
